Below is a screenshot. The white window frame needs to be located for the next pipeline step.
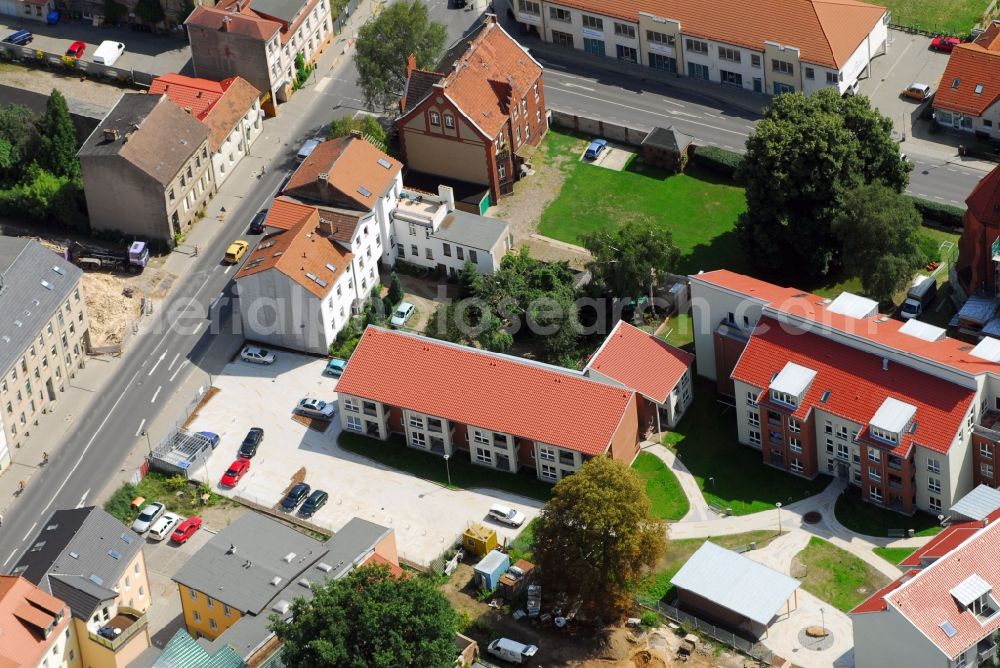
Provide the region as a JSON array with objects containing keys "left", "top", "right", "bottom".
[{"left": 345, "top": 415, "right": 362, "bottom": 432}]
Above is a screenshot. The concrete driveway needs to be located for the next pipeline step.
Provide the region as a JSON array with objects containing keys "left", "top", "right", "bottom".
[
  {"left": 0, "top": 16, "right": 192, "bottom": 75},
  {"left": 183, "top": 349, "right": 542, "bottom": 567}
]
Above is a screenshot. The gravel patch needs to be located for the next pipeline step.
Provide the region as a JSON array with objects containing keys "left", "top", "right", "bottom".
[{"left": 0, "top": 61, "right": 126, "bottom": 109}]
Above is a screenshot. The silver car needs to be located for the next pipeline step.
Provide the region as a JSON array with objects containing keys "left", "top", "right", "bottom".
[
  {"left": 131, "top": 502, "right": 166, "bottom": 534},
  {"left": 240, "top": 345, "right": 275, "bottom": 365},
  {"left": 148, "top": 512, "right": 182, "bottom": 541},
  {"left": 295, "top": 397, "right": 336, "bottom": 419}
]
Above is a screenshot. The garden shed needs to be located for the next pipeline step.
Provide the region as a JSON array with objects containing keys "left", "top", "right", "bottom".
[
  {"left": 641, "top": 126, "right": 694, "bottom": 172},
  {"left": 473, "top": 549, "right": 510, "bottom": 591}
]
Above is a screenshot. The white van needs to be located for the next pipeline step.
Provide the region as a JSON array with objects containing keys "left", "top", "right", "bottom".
[
  {"left": 487, "top": 638, "right": 539, "bottom": 664},
  {"left": 901, "top": 276, "right": 937, "bottom": 320},
  {"left": 296, "top": 137, "right": 321, "bottom": 162},
  {"left": 93, "top": 40, "right": 125, "bottom": 66}
]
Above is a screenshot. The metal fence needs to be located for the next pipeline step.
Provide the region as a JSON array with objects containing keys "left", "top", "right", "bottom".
[
  {"left": 641, "top": 601, "right": 776, "bottom": 665},
  {"left": 332, "top": 0, "right": 360, "bottom": 34},
  {"left": 0, "top": 43, "right": 155, "bottom": 88}
]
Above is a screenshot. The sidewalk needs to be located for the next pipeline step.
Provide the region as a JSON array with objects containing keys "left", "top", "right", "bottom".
[{"left": 639, "top": 442, "right": 714, "bottom": 522}]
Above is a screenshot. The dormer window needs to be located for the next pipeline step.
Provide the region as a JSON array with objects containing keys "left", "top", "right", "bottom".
[
  {"left": 869, "top": 397, "right": 915, "bottom": 447},
  {"left": 768, "top": 362, "right": 815, "bottom": 410},
  {"left": 869, "top": 426, "right": 898, "bottom": 444},
  {"left": 952, "top": 574, "right": 1000, "bottom": 623},
  {"left": 770, "top": 390, "right": 797, "bottom": 408}
]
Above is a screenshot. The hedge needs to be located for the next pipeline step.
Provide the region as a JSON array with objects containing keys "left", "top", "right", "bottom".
[
  {"left": 905, "top": 195, "right": 964, "bottom": 228},
  {"left": 690, "top": 145, "right": 744, "bottom": 180}
]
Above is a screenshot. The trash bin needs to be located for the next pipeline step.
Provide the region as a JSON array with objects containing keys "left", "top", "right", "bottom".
[
  {"left": 726, "top": 507, "right": 733, "bottom": 516},
  {"left": 908, "top": 528, "right": 915, "bottom": 537}
]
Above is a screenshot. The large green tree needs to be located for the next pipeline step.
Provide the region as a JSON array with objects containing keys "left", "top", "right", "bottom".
[
  {"left": 0, "top": 104, "right": 38, "bottom": 180},
  {"left": 327, "top": 113, "right": 388, "bottom": 147},
  {"left": 36, "top": 90, "right": 80, "bottom": 180},
  {"left": 736, "top": 89, "right": 911, "bottom": 274},
  {"left": 355, "top": 0, "right": 446, "bottom": 113},
  {"left": 271, "top": 565, "right": 457, "bottom": 668},
  {"left": 534, "top": 457, "right": 667, "bottom": 620},
  {"left": 582, "top": 220, "right": 680, "bottom": 302},
  {"left": 832, "top": 184, "right": 926, "bottom": 303}
]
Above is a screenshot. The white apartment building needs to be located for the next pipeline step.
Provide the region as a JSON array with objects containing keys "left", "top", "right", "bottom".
[{"left": 514, "top": 0, "right": 889, "bottom": 97}]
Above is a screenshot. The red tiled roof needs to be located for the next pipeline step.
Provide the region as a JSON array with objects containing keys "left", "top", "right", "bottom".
[
  {"left": 0, "top": 576, "right": 69, "bottom": 667},
  {"left": 934, "top": 23, "right": 1000, "bottom": 117},
  {"left": 335, "top": 327, "right": 636, "bottom": 456},
  {"left": 732, "top": 317, "right": 975, "bottom": 455},
  {"left": 284, "top": 136, "right": 402, "bottom": 210},
  {"left": 850, "top": 572, "right": 914, "bottom": 613},
  {"left": 966, "top": 165, "right": 1000, "bottom": 228},
  {"left": 884, "top": 519, "right": 1000, "bottom": 659},
  {"left": 544, "top": 0, "right": 886, "bottom": 69},
  {"left": 587, "top": 320, "right": 693, "bottom": 403},
  {"left": 691, "top": 270, "right": 1000, "bottom": 376},
  {"left": 186, "top": 4, "right": 281, "bottom": 40},
  {"left": 362, "top": 552, "right": 404, "bottom": 578},
  {"left": 899, "top": 521, "right": 983, "bottom": 568},
  {"left": 149, "top": 74, "right": 260, "bottom": 152},
  {"left": 234, "top": 198, "right": 352, "bottom": 297}
]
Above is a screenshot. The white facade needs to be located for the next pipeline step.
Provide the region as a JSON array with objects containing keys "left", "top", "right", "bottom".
[
  {"left": 264, "top": 0, "right": 333, "bottom": 101},
  {"left": 211, "top": 98, "right": 264, "bottom": 186},
  {"left": 936, "top": 104, "right": 1000, "bottom": 140}
]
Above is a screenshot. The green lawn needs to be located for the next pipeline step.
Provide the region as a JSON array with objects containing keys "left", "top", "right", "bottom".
[
  {"left": 508, "top": 518, "right": 537, "bottom": 563},
  {"left": 337, "top": 432, "right": 551, "bottom": 501},
  {"left": 537, "top": 132, "right": 748, "bottom": 275},
  {"left": 874, "top": 547, "right": 917, "bottom": 565},
  {"left": 103, "top": 472, "right": 236, "bottom": 525},
  {"left": 657, "top": 312, "right": 694, "bottom": 350},
  {"left": 834, "top": 487, "right": 943, "bottom": 538},
  {"left": 632, "top": 451, "right": 690, "bottom": 521},
  {"left": 884, "top": 0, "right": 985, "bottom": 33},
  {"left": 662, "top": 380, "right": 830, "bottom": 515},
  {"left": 634, "top": 531, "right": 781, "bottom": 605},
  {"left": 796, "top": 537, "right": 891, "bottom": 612}
]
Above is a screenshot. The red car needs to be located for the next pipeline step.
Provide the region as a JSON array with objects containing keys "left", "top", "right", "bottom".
[
  {"left": 930, "top": 35, "right": 960, "bottom": 52},
  {"left": 220, "top": 458, "right": 250, "bottom": 487},
  {"left": 170, "top": 516, "right": 202, "bottom": 544},
  {"left": 65, "top": 41, "right": 86, "bottom": 58}
]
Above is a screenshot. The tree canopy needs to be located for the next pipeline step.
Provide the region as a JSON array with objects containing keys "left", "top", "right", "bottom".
[
  {"left": 0, "top": 104, "right": 38, "bottom": 178},
  {"left": 271, "top": 565, "right": 457, "bottom": 668},
  {"left": 36, "top": 90, "right": 79, "bottom": 180},
  {"left": 736, "top": 89, "right": 911, "bottom": 275},
  {"left": 582, "top": 220, "right": 679, "bottom": 301},
  {"left": 327, "top": 113, "right": 388, "bottom": 148},
  {"left": 832, "top": 184, "right": 926, "bottom": 303},
  {"left": 355, "top": 0, "right": 446, "bottom": 113},
  {"left": 533, "top": 457, "right": 667, "bottom": 620}
]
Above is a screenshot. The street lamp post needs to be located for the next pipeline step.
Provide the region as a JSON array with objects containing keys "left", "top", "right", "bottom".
[
  {"left": 443, "top": 453, "right": 452, "bottom": 487},
  {"left": 708, "top": 477, "right": 715, "bottom": 490},
  {"left": 820, "top": 607, "right": 826, "bottom": 636},
  {"left": 141, "top": 430, "right": 152, "bottom": 457},
  {"left": 776, "top": 501, "right": 783, "bottom": 533}
]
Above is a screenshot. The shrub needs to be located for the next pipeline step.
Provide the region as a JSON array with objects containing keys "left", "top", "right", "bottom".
[
  {"left": 104, "top": 482, "right": 138, "bottom": 522},
  {"left": 690, "top": 145, "right": 744, "bottom": 180},
  {"left": 640, "top": 610, "right": 661, "bottom": 629},
  {"left": 905, "top": 196, "right": 964, "bottom": 227}
]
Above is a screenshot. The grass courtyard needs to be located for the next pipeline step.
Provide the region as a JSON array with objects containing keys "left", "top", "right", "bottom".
[
  {"left": 834, "top": 487, "right": 943, "bottom": 538},
  {"left": 884, "top": 0, "right": 987, "bottom": 33},
  {"left": 632, "top": 451, "right": 690, "bottom": 521},
  {"left": 795, "top": 537, "right": 891, "bottom": 612}
]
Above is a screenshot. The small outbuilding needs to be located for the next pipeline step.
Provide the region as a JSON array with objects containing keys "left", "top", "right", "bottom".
[
  {"left": 463, "top": 523, "right": 498, "bottom": 557},
  {"left": 670, "top": 541, "right": 800, "bottom": 639},
  {"left": 498, "top": 559, "right": 535, "bottom": 599},
  {"left": 473, "top": 549, "right": 510, "bottom": 591},
  {"left": 641, "top": 126, "right": 694, "bottom": 172}
]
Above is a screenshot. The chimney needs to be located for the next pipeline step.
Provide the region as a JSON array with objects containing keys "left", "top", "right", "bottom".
[
  {"left": 438, "top": 184, "right": 455, "bottom": 213},
  {"left": 316, "top": 171, "right": 329, "bottom": 200},
  {"left": 350, "top": 130, "right": 362, "bottom": 139},
  {"left": 102, "top": 128, "right": 120, "bottom": 142},
  {"left": 221, "top": 15, "right": 231, "bottom": 31},
  {"left": 183, "top": 106, "right": 193, "bottom": 114},
  {"left": 882, "top": 357, "right": 889, "bottom": 371},
  {"left": 405, "top": 53, "right": 417, "bottom": 79}
]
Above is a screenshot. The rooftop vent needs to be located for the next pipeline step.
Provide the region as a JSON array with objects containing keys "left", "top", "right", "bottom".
[
  {"left": 89, "top": 575, "right": 103, "bottom": 586},
  {"left": 377, "top": 158, "right": 392, "bottom": 169},
  {"left": 102, "top": 128, "right": 120, "bottom": 142},
  {"left": 52, "top": 265, "right": 65, "bottom": 275},
  {"left": 882, "top": 358, "right": 889, "bottom": 371},
  {"left": 108, "top": 550, "right": 121, "bottom": 560},
  {"left": 298, "top": 578, "right": 311, "bottom": 588},
  {"left": 316, "top": 562, "right": 333, "bottom": 573},
  {"left": 270, "top": 576, "right": 282, "bottom": 587},
  {"left": 69, "top": 551, "right": 79, "bottom": 559},
  {"left": 272, "top": 600, "right": 290, "bottom": 614},
  {"left": 13, "top": 320, "right": 22, "bottom": 328},
  {"left": 325, "top": 262, "right": 338, "bottom": 273},
  {"left": 40, "top": 280, "right": 53, "bottom": 290},
  {"left": 120, "top": 533, "right": 132, "bottom": 544},
  {"left": 283, "top": 552, "right": 297, "bottom": 563}
]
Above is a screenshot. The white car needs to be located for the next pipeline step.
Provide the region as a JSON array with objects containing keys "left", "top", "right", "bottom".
[
  {"left": 390, "top": 302, "right": 416, "bottom": 327},
  {"left": 148, "top": 512, "right": 182, "bottom": 541},
  {"left": 240, "top": 345, "right": 275, "bottom": 365},
  {"left": 131, "top": 502, "right": 165, "bottom": 534},
  {"left": 295, "top": 397, "right": 336, "bottom": 419},
  {"left": 93, "top": 40, "right": 125, "bottom": 66},
  {"left": 488, "top": 503, "right": 526, "bottom": 528}
]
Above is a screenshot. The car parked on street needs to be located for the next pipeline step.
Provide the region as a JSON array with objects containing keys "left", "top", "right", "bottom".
[
  {"left": 238, "top": 428, "right": 264, "bottom": 458},
  {"left": 324, "top": 358, "right": 347, "bottom": 377},
  {"left": 171, "top": 516, "right": 202, "bottom": 544},
  {"left": 390, "top": 302, "right": 416, "bottom": 327},
  {"left": 3, "top": 30, "right": 33, "bottom": 46},
  {"left": 488, "top": 503, "right": 526, "bottom": 528},
  {"left": 148, "top": 512, "right": 182, "bottom": 541},
  {"left": 224, "top": 240, "right": 249, "bottom": 264},
  {"left": 92, "top": 40, "right": 124, "bottom": 66},
  {"left": 902, "top": 83, "right": 932, "bottom": 101},
  {"left": 281, "top": 482, "right": 311, "bottom": 511},
  {"left": 300, "top": 489, "right": 328, "bottom": 517},
  {"left": 240, "top": 345, "right": 275, "bottom": 365},
  {"left": 131, "top": 502, "right": 166, "bottom": 534},
  {"left": 248, "top": 209, "right": 268, "bottom": 235},
  {"left": 295, "top": 397, "right": 336, "bottom": 419},
  {"left": 584, "top": 138, "right": 607, "bottom": 160},
  {"left": 220, "top": 458, "right": 250, "bottom": 486},
  {"left": 930, "top": 35, "right": 961, "bottom": 52},
  {"left": 65, "top": 41, "right": 86, "bottom": 58}
]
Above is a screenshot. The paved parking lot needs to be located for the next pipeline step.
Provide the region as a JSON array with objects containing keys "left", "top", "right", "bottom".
[
  {"left": 184, "top": 349, "right": 542, "bottom": 567},
  {"left": 0, "top": 17, "right": 191, "bottom": 75}
]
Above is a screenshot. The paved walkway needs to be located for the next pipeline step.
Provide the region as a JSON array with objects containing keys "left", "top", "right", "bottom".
[{"left": 639, "top": 442, "right": 714, "bottom": 522}]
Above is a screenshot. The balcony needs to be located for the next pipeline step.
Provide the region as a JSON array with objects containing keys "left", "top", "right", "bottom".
[
  {"left": 88, "top": 607, "right": 147, "bottom": 652},
  {"left": 887, "top": 457, "right": 904, "bottom": 471},
  {"left": 978, "top": 637, "right": 998, "bottom": 663},
  {"left": 975, "top": 410, "right": 1000, "bottom": 442}
]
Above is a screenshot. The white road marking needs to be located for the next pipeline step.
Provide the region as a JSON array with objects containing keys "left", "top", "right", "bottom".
[
  {"left": 560, "top": 82, "right": 595, "bottom": 92},
  {"left": 147, "top": 351, "right": 166, "bottom": 376},
  {"left": 192, "top": 322, "right": 204, "bottom": 336},
  {"left": 150, "top": 386, "right": 162, "bottom": 404},
  {"left": 77, "top": 489, "right": 90, "bottom": 508},
  {"left": 2, "top": 550, "right": 16, "bottom": 568},
  {"left": 315, "top": 76, "right": 332, "bottom": 93},
  {"left": 167, "top": 353, "right": 180, "bottom": 371},
  {"left": 209, "top": 292, "right": 224, "bottom": 310},
  {"left": 135, "top": 419, "right": 146, "bottom": 438},
  {"left": 23, "top": 523, "right": 37, "bottom": 542},
  {"left": 224, "top": 265, "right": 233, "bottom": 274},
  {"left": 170, "top": 360, "right": 190, "bottom": 383}
]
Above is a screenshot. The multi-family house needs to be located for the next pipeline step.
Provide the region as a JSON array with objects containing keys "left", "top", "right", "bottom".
[
  {"left": 398, "top": 15, "right": 547, "bottom": 203},
  {"left": 687, "top": 269, "right": 1000, "bottom": 515},
  {"left": 336, "top": 326, "right": 703, "bottom": 482},
  {"left": 933, "top": 21, "right": 1000, "bottom": 140},
  {"left": 0, "top": 575, "right": 77, "bottom": 668},
  {"left": 78, "top": 93, "right": 214, "bottom": 244},
  {"left": 12, "top": 507, "right": 152, "bottom": 668},
  {"left": 234, "top": 197, "right": 354, "bottom": 354},
  {"left": 148, "top": 74, "right": 263, "bottom": 188},
  {"left": 513, "top": 0, "right": 888, "bottom": 97},
  {"left": 955, "top": 164, "right": 1000, "bottom": 299},
  {"left": 10, "top": 0, "right": 55, "bottom": 23},
  {"left": 852, "top": 500, "right": 1000, "bottom": 667},
  {"left": 171, "top": 514, "right": 397, "bottom": 664},
  {"left": 186, "top": 0, "right": 333, "bottom": 116},
  {"left": 0, "top": 238, "right": 89, "bottom": 465}
]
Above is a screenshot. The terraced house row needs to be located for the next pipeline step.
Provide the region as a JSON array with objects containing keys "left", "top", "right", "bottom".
[
  {"left": 512, "top": 0, "right": 889, "bottom": 97},
  {"left": 690, "top": 270, "right": 1000, "bottom": 516}
]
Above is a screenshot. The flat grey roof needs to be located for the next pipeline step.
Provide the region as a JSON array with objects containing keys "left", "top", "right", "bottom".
[
  {"left": 950, "top": 485, "right": 1000, "bottom": 521},
  {"left": 250, "top": 0, "right": 302, "bottom": 23},
  {"left": 670, "top": 542, "right": 800, "bottom": 627},
  {"left": 435, "top": 209, "right": 509, "bottom": 251},
  {"left": 0, "top": 237, "right": 82, "bottom": 378}
]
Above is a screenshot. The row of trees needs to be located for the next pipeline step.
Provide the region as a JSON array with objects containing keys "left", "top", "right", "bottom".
[{"left": 0, "top": 92, "right": 87, "bottom": 230}]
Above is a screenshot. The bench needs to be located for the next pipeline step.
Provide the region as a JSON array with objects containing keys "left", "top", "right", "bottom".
[{"left": 887, "top": 529, "right": 906, "bottom": 538}]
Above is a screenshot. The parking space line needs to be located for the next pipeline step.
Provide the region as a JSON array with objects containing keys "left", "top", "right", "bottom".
[
  {"left": 151, "top": 386, "right": 162, "bottom": 404},
  {"left": 135, "top": 419, "right": 146, "bottom": 438},
  {"left": 170, "top": 360, "right": 190, "bottom": 383},
  {"left": 2, "top": 549, "right": 16, "bottom": 568}
]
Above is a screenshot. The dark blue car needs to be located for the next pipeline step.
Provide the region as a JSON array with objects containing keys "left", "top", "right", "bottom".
[
  {"left": 281, "top": 483, "right": 311, "bottom": 511},
  {"left": 584, "top": 138, "right": 607, "bottom": 160},
  {"left": 3, "top": 30, "right": 33, "bottom": 46}
]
